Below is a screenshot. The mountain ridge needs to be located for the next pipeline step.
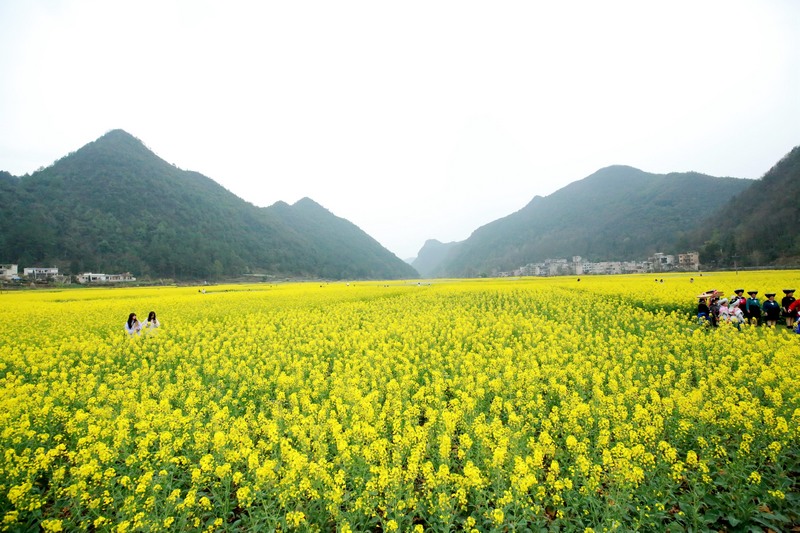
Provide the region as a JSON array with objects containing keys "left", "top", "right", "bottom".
[
  {"left": 414, "top": 165, "right": 755, "bottom": 277},
  {"left": 0, "top": 129, "right": 418, "bottom": 280},
  {"left": 6, "top": 130, "right": 797, "bottom": 280}
]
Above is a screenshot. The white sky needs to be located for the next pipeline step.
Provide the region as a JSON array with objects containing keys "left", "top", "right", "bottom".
[{"left": 1, "top": 1, "right": 799, "bottom": 259}]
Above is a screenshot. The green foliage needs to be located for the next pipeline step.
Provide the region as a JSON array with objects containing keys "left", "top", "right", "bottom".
[
  {"left": 0, "top": 130, "right": 418, "bottom": 280},
  {"left": 693, "top": 146, "right": 800, "bottom": 267}
]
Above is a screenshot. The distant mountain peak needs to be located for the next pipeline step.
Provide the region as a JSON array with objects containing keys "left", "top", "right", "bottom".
[
  {"left": 100, "top": 128, "right": 137, "bottom": 139},
  {"left": 81, "top": 129, "right": 169, "bottom": 163},
  {"left": 595, "top": 164, "right": 642, "bottom": 173},
  {"left": 91, "top": 129, "right": 148, "bottom": 150},
  {"left": 293, "top": 197, "right": 325, "bottom": 209},
  {"left": 583, "top": 165, "right": 648, "bottom": 181}
]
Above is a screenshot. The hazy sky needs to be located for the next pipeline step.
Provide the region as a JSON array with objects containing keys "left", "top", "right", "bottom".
[{"left": 2, "top": 1, "right": 799, "bottom": 259}]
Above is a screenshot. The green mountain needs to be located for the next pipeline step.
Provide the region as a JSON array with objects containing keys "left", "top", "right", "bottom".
[
  {"left": 412, "top": 239, "right": 460, "bottom": 278},
  {"left": 0, "top": 130, "right": 418, "bottom": 280},
  {"left": 693, "top": 145, "right": 800, "bottom": 268},
  {"left": 269, "top": 198, "right": 418, "bottom": 280},
  {"left": 415, "top": 166, "right": 752, "bottom": 277}
]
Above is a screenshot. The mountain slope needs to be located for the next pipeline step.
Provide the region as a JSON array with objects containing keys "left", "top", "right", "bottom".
[
  {"left": 430, "top": 166, "right": 752, "bottom": 277},
  {"left": 412, "top": 239, "right": 461, "bottom": 278},
  {"left": 693, "top": 145, "right": 800, "bottom": 267},
  {"left": 0, "top": 130, "right": 418, "bottom": 280},
  {"left": 270, "top": 198, "right": 419, "bottom": 280}
]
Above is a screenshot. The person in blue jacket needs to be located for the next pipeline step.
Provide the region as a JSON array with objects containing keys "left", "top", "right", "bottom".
[
  {"left": 762, "top": 293, "right": 781, "bottom": 327},
  {"left": 697, "top": 297, "right": 710, "bottom": 325}
]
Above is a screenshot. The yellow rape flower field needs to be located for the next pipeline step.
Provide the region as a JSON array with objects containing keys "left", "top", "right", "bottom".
[{"left": 1, "top": 272, "right": 799, "bottom": 532}]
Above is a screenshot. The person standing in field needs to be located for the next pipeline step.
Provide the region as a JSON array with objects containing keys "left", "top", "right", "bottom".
[
  {"left": 746, "top": 291, "right": 762, "bottom": 326},
  {"left": 708, "top": 296, "right": 721, "bottom": 327},
  {"left": 781, "top": 289, "right": 796, "bottom": 329},
  {"left": 762, "top": 293, "right": 781, "bottom": 327},
  {"left": 125, "top": 313, "right": 142, "bottom": 336}
]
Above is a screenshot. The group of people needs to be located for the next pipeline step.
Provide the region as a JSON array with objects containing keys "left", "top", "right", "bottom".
[
  {"left": 125, "top": 311, "right": 160, "bottom": 335},
  {"left": 697, "top": 288, "right": 799, "bottom": 329}
]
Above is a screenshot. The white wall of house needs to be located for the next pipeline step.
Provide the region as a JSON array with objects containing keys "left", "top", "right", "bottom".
[
  {"left": 0, "top": 264, "right": 19, "bottom": 279},
  {"left": 23, "top": 267, "right": 59, "bottom": 278},
  {"left": 77, "top": 272, "right": 136, "bottom": 283}
]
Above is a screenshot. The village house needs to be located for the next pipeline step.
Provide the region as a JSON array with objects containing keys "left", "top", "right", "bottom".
[
  {"left": 678, "top": 252, "right": 700, "bottom": 270},
  {"left": 76, "top": 272, "right": 136, "bottom": 284},
  {"left": 649, "top": 253, "right": 675, "bottom": 272},
  {"left": 0, "top": 264, "right": 19, "bottom": 280},
  {"left": 23, "top": 267, "right": 59, "bottom": 279}
]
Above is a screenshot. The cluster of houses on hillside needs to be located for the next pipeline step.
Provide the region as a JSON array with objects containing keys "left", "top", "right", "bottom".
[
  {"left": 0, "top": 264, "right": 136, "bottom": 284},
  {"left": 500, "top": 252, "right": 700, "bottom": 277}
]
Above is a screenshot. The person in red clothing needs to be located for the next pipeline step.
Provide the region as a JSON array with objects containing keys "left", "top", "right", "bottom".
[
  {"left": 729, "top": 288, "right": 747, "bottom": 320},
  {"left": 788, "top": 297, "right": 800, "bottom": 320}
]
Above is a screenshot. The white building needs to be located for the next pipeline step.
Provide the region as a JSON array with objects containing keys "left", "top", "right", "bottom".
[
  {"left": 23, "top": 267, "right": 58, "bottom": 279},
  {"left": 77, "top": 272, "right": 136, "bottom": 284},
  {"left": 650, "top": 253, "right": 676, "bottom": 271},
  {"left": 572, "top": 256, "right": 584, "bottom": 276},
  {"left": 0, "top": 264, "right": 19, "bottom": 280}
]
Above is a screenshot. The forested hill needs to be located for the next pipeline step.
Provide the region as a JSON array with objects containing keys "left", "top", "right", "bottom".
[
  {"left": 0, "top": 129, "right": 418, "bottom": 280},
  {"left": 412, "top": 239, "right": 460, "bottom": 278},
  {"left": 692, "top": 145, "right": 800, "bottom": 267},
  {"left": 415, "top": 166, "right": 752, "bottom": 277}
]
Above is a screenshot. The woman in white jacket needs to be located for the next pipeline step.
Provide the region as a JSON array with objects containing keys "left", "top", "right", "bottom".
[
  {"left": 145, "top": 311, "right": 160, "bottom": 329},
  {"left": 125, "top": 313, "right": 142, "bottom": 335}
]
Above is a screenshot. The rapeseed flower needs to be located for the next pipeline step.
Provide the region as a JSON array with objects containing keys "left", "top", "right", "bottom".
[{"left": 0, "top": 275, "right": 797, "bottom": 530}]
